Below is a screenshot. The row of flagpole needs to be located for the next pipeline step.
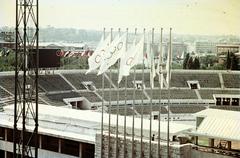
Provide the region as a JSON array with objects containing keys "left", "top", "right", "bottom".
[{"left": 95, "top": 27, "right": 172, "bottom": 158}]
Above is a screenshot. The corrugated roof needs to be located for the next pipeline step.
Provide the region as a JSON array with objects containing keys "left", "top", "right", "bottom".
[
  {"left": 196, "top": 117, "right": 240, "bottom": 141},
  {"left": 191, "top": 109, "right": 240, "bottom": 141},
  {"left": 194, "top": 108, "right": 240, "bottom": 120}
]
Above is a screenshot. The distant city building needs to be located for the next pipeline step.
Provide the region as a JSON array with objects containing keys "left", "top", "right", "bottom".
[
  {"left": 163, "top": 42, "right": 187, "bottom": 58},
  {"left": 0, "top": 32, "right": 15, "bottom": 49},
  {"left": 216, "top": 44, "right": 240, "bottom": 55},
  {"left": 195, "top": 41, "right": 217, "bottom": 54},
  {"left": 216, "top": 44, "right": 240, "bottom": 64},
  {"left": 0, "top": 40, "right": 14, "bottom": 50},
  {"left": 39, "top": 42, "right": 88, "bottom": 51}
]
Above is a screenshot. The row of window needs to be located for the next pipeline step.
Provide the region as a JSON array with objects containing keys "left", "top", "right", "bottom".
[
  {"left": 0, "top": 127, "right": 94, "bottom": 158},
  {"left": 216, "top": 98, "right": 239, "bottom": 106}
]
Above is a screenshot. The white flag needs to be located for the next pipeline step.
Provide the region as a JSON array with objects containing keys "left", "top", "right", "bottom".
[
  {"left": 150, "top": 57, "right": 156, "bottom": 88},
  {"left": 118, "top": 36, "right": 144, "bottom": 83},
  {"left": 145, "top": 34, "right": 151, "bottom": 68},
  {"left": 166, "top": 44, "right": 172, "bottom": 88},
  {"left": 180, "top": 51, "right": 185, "bottom": 60},
  {"left": 98, "top": 33, "right": 127, "bottom": 75},
  {"left": 156, "top": 40, "right": 164, "bottom": 88},
  {"left": 156, "top": 56, "right": 164, "bottom": 88},
  {"left": 146, "top": 34, "right": 156, "bottom": 88},
  {"left": 86, "top": 34, "right": 111, "bottom": 74}
]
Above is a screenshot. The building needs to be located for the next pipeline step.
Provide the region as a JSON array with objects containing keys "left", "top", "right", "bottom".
[
  {"left": 163, "top": 42, "right": 187, "bottom": 58},
  {"left": 195, "top": 41, "right": 217, "bottom": 54},
  {"left": 0, "top": 104, "right": 193, "bottom": 158},
  {"left": 0, "top": 32, "right": 14, "bottom": 50},
  {"left": 189, "top": 109, "right": 240, "bottom": 157},
  {"left": 216, "top": 44, "right": 240, "bottom": 65},
  {"left": 217, "top": 44, "right": 240, "bottom": 55}
]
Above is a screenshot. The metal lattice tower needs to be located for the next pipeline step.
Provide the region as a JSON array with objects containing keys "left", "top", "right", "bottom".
[{"left": 14, "top": 0, "right": 39, "bottom": 157}]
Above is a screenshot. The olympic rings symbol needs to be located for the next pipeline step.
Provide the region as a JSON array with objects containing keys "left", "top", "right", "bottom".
[
  {"left": 110, "top": 47, "right": 116, "bottom": 53},
  {"left": 95, "top": 54, "right": 101, "bottom": 63},
  {"left": 126, "top": 57, "right": 134, "bottom": 66},
  {"left": 106, "top": 42, "right": 124, "bottom": 59},
  {"left": 117, "top": 42, "right": 123, "bottom": 50}
]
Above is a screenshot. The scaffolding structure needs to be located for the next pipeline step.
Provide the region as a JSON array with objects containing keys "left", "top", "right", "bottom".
[{"left": 14, "top": 0, "right": 39, "bottom": 157}]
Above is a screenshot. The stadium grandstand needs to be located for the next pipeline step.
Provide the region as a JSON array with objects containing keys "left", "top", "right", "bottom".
[{"left": 0, "top": 69, "right": 240, "bottom": 157}]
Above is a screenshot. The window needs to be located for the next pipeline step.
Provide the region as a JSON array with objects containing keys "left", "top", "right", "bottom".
[
  {"left": 41, "top": 135, "right": 59, "bottom": 152},
  {"left": 0, "top": 127, "right": 4, "bottom": 140},
  {"left": 222, "top": 98, "right": 230, "bottom": 105},
  {"left": 7, "top": 128, "right": 13, "bottom": 142},
  {"left": 216, "top": 98, "right": 222, "bottom": 105},
  {"left": 232, "top": 98, "right": 239, "bottom": 106},
  {"left": 61, "top": 139, "right": 79, "bottom": 157},
  {"left": 25, "top": 132, "right": 37, "bottom": 147},
  {"left": 0, "top": 150, "right": 4, "bottom": 158},
  {"left": 82, "top": 143, "right": 95, "bottom": 158}
]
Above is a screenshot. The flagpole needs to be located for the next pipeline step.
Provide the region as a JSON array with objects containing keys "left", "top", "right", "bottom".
[
  {"left": 115, "top": 28, "right": 121, "bottom": 158},
  {"left": 100, "top": 27, "right": 106, "bottom": 158},
  {"left": 149, "top": 28, "right": 154, "bottom": 158},
  {"left": 108, "top": 28, "right": 113, "bottom": 157},
  {"left": 167, "top": 27, "right": 172, "bottom": 158},
  {"left": 157, "top": 27, "right": 163, "bottom": 158},
  {"left": 123, "top": 28, "right": 128, "bottom": 158},
  {"left": 131, "top": 28, "right": 137, "bottom": 158},
  {"left": 140, "top": 28, "right": 146, "bottom": 158}
]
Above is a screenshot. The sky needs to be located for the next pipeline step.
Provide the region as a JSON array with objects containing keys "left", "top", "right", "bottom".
[{"left": 1, "top": 0, "right": 240, "bottom": 35}]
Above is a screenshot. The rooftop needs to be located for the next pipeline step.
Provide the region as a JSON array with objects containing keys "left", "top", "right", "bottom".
[
  {"left": 190, "top": 109, "right": 240, "bottom": 141},
  {"left": 1, "top": 104, "right": 194, "bottom": 143}
]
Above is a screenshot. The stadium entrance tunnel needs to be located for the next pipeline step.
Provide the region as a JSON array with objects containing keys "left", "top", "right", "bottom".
[{"left": 66, "top": 97, "right": 92, "bottom": 110}]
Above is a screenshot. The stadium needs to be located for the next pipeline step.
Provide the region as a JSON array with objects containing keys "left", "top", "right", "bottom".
[
  {"left": 0, "top": 69, "right": 240, "bottom": 157},
  {"left": 1, "top": 0, "right": 240, "bottom": 157}
]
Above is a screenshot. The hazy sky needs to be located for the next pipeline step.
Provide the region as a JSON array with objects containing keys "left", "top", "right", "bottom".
[{"left": 1, "top": 0, "right": 240, "bottom": 35}]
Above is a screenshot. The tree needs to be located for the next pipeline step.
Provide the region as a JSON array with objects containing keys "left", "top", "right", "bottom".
[
  {"left": 183, "top": 53, "right": 189, "bottom": 69},
  {"left": 226, "top": 51, "right": 231, "bottom": 69},
  {"left": 199, "top": 55, "right": 218, "bottom": 69},
  {"left": 194, "top": 57, "right": 200, "bottom": 69},
  {"left": 187, "top": 56, "right": 194, "bottom": 69},
  {"left": 0, "top": 49, "right": 15, "bottom": 71},
  {"left": 230, "top": 54, "right": 239, "bottom": 70},
  {"left": 212, "top": 63, "right": 225, "bottom": 70}
]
